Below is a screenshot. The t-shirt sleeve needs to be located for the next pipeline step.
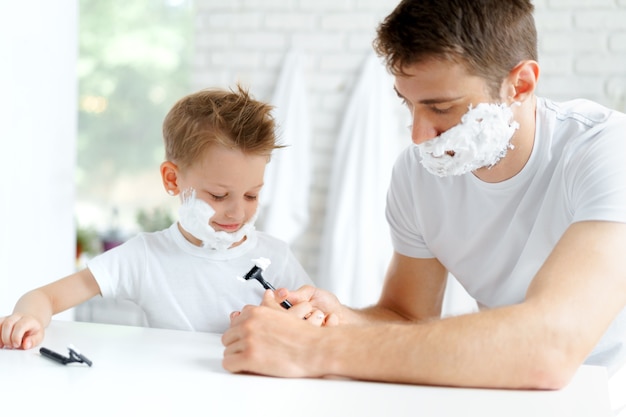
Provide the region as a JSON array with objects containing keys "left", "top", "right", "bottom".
[
  {"left": 569, "top": 119, "right": 626, "bottom": 224},
  {"left": 86, "top": 235, "right": 147, "bottom": 298},
  {"left": 385, "top": 148, "right": 434, "bottom": 259}
]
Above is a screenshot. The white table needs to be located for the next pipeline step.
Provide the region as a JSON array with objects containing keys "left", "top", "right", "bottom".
[{"left": 0, "top": 320, "right": 612, "bottom": 416}]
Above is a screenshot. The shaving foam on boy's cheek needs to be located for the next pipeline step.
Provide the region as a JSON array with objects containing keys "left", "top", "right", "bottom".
[
  {"left": 417, "top": 102, "right": 520, "bottom": 177},
  {"left": 178, "top": 188, "right": 257, "bottom": 250}
]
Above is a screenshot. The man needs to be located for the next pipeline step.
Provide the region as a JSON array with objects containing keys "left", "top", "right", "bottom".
[{"left": 222, "top": 0, "right": 626, "bottom": 406}]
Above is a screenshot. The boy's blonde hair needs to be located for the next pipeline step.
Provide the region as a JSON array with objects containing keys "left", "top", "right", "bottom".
[{"left": 162, "top": 84, "right": 280, "bottom": 169}]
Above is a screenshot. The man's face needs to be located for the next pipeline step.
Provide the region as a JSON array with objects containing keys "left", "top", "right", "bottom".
[
  {"left": 394, "top": 58, "right": 497, "bottom": 146},
  {"left": 394, "top": 59, "right": 519, "bottom": 177}
]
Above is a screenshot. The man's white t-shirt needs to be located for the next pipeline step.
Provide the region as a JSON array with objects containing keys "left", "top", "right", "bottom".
[
  {"left": 87, "top": 223, "right": 313, "bottom": 333},
  {"left": 386, "top": 97, "right": 626, "bottom": 374}
]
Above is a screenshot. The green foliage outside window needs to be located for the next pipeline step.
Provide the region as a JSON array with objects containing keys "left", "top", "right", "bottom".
[{"left": 77, "top": 0, "right": 192, "bottom": 232}]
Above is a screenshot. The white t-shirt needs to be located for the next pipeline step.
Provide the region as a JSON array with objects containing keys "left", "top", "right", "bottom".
[
  {"left": 386, "top": 97, "right": 626, "bottom": 373},
  {"left": 87, "top": 223, "right": 313, "bottom": 333}
]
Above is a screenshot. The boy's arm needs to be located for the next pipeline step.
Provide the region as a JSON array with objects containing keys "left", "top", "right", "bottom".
[{"left": 0, "top": 268, "right": 101, "bottom": 349}]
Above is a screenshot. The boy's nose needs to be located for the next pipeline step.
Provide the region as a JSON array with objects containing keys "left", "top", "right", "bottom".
[{"left": 224, "top": 200, "right": 245, "bottom": 220}]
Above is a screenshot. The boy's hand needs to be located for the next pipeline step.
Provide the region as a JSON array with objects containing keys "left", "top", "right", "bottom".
[
  {"left": 275, "top": 285, "right": 341, "bottom": 326},
  {"left": 261, "top": 289, "right": 328, "bottom": 326},
  {"left": 229, "top": 288, "right": 337, "bottom": 328},
  {"left": 0, "top": 313, "right": 45, "bottom": 350}
]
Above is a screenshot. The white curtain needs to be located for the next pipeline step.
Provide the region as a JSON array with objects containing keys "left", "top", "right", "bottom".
[
  {"left": 257, "top": 50, "right": 311, "bottom": 245},
  {"left": 317, "top": 53, "right": 404, "bottom": 308},
  {"left": 0, "top": 0, "right": 77, "bottom": 319}
]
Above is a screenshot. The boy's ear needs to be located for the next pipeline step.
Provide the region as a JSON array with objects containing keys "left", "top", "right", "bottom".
[
  {"left": 503, "top": 60, "right": 539, "bottom": 104},
  {"left": 160, "top": 161, "right": 180, "bottom": 196}
]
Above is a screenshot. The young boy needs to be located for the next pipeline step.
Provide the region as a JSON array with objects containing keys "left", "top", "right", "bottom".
[{"left": 0, "top": 85, "right": 315, "bottom": 350}]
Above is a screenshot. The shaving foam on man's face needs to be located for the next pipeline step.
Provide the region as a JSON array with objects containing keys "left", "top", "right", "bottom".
[
  {"left": 417, "top": 102, "right": 520, "bottom": 177},
  {"left": 178, "top": 188, "right": 257, "bottom": 250}
]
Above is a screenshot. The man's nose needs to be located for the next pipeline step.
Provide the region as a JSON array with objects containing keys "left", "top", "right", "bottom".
[{"left": 409, "top": 113, "right": 439, "bottom": 145}]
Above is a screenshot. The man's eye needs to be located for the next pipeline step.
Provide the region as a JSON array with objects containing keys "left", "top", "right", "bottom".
[{"left": 431, "top": 106, "right": 452, "bottom": 115}]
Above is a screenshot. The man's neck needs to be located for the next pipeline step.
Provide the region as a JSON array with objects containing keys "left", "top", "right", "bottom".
[{"left": 473, "top": 96, "right": 537, "bottom": 183}]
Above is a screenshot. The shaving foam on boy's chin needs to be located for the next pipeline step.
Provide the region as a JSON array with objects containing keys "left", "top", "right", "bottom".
[
  {"left": 417, "top": 102, "right": 520, "bottom": 177},
  {"left": 178, "top": 188, "right": 257, "bottom": 251}
]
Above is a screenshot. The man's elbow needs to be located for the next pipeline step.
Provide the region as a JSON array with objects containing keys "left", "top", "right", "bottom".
[{"left": 523, "top": 348, "right": 582, "bottom": 390}]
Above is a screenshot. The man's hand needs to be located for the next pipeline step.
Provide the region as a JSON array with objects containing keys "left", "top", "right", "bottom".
[{"left": 222, "top": 299, "right": 327, "bottom": 377}]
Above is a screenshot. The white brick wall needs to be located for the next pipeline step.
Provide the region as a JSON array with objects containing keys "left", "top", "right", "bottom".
[
  {"left": 192, "top": 0, "right": 626, "bottom": 283},
  {"left": 535, "top": 1, "right": 626, "bottom": 107}
]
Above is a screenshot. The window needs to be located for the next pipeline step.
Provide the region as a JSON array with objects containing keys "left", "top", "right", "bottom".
[{"left": 76, "top": 0, "right": 193, "bottom": 256}]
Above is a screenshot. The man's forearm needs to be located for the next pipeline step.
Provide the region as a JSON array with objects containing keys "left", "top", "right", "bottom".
[
  {"left": 316, "top": 304, "right": 579, "bottom": 390},
  {"left": 345, "top": 304, "right": 416, "bottom": 324}
]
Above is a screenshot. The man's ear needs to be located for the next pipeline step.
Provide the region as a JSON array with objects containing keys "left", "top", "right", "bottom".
[
  {"left": 160, "top": 161, "right": 180, "bottom": 196},
  {"left": 503, "top": 60, "right": 540, "bottom": 104}
]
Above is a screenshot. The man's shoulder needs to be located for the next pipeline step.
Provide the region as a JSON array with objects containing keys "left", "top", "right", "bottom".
[{"left": 540, "top": 97, "right": 626, "bottom": 128}]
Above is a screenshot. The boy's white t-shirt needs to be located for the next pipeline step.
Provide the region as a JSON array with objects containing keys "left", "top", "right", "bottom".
[
  {"left": 87, "top": 223, "right": 313, "bottom": 333},
  {"left": 386, "top": 97, "right": 626, "bottom": 374}
]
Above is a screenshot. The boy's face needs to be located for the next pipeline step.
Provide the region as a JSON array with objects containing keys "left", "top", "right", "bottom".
[{"left": 176, "top": 144, "right": 267, "bottom": 235}]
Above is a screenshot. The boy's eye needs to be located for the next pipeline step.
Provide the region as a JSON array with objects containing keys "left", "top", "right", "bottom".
[
  {"left": 210, "top": 193, "right": 226, "bottom": 201},
  {"left": 245, "top": 195, "right": 258, "bottom": 201}
]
